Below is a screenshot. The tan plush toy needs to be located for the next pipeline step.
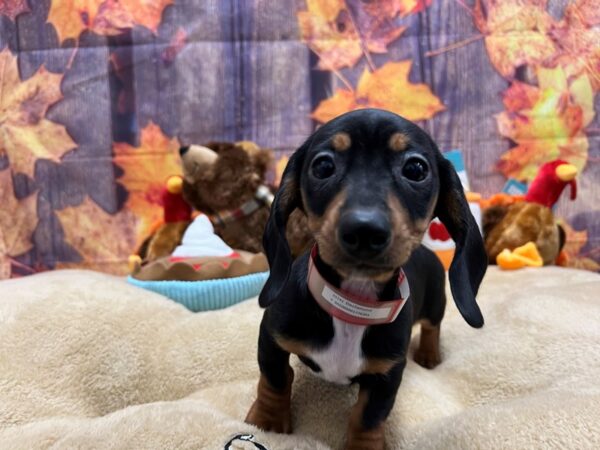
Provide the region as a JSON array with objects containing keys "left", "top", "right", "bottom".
[
  {"left": 483, "top": 160, "right": 578, "bottom": 266},
  {"left": 130, "top": 175, "right": 192, "bottom": 270}
]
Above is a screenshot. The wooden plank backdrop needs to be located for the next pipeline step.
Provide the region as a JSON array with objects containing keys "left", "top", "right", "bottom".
[{"left": 0, "top": 0, "right": 598, "bottom": 277}]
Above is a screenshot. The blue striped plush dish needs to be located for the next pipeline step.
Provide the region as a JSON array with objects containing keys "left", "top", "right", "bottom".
[{"left": 127, "top": 271, "right": 269, "bottom": 312}]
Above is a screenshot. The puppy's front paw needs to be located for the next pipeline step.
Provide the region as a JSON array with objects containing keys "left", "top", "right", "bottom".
[
  {"left": 413, "top": 347, "right": 441, "bottom": 369},
  {"left": 245, "top": 400, "right": 292, "bottom": 434}
]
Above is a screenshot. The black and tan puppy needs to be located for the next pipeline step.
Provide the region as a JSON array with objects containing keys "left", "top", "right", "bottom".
[{"left": 245, "top": 109, "right": 487, "bottom": 449}]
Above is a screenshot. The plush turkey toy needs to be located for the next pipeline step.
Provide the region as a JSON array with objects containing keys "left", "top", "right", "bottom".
[
  {"left": 483, "top": 159, "right": 579, "bottom": 266},
  {"left": 525, "top": 160, "right": 577, "bottom": 208},
  {"left": 129, "top": 175, "right": 193, "bottom": 270}
]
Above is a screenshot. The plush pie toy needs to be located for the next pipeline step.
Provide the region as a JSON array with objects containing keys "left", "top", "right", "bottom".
[{"left": 129, "top": 176, "right": 269, "bottom": 312}]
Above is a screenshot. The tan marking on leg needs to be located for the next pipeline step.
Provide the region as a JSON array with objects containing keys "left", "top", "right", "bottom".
[
  {"left": 389, "top": 132, "right": 409, "bottom": 152},
  {"left": 345, "top": 389, "right": 385, "bottom": 450},
  {"left": 245, "top": 366, "right": 294, "bottom": 434},
  {"left": 413, "top": 320, "right": 441, "bottom": 369},
  {"left": 362, "top": 358, "right": 397, "bottom": 375},
  {"left": 332, "top": 132, "right": 351, "bottom": 151}
]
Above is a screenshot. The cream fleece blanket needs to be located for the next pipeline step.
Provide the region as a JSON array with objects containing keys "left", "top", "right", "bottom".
[{"left": 1, "top": 267, "right": 599, "bottom": 449}]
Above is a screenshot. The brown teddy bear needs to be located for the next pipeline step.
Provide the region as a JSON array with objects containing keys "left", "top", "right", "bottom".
[
  {"left": 180, "top": 141, "right": 312, "bottom": 256},
  {"left": 134, "top": 141, "right": 312, "bottom": 266}
]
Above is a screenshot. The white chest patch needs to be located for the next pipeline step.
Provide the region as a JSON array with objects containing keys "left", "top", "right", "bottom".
[{"left": 306, "top": 278, "right": 378, "bottom": 385}]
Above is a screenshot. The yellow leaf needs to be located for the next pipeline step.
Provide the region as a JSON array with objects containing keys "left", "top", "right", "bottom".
[
  {"left": 311, "top": 89, "right": 359, "bottom": 123},
  {"left": 0, "top": 49, "right": 75, "bottom": 177},
  {"left": 306, "top": 0, "right": 344, "bottom": 22},
  {"left": 297, "top": 10, "right": 363, "bottom": 70},
  {"left": 0, "top": 168, "right": 38, "bottom": 279},
  {"left": 496, "top": 66, "right": 590, "bottom": 181},
  {"left": 297, "top": 3, "right": 406, "bottom": 70},
  {"left": 473, "top": 0, "right": 557, "bottom": 78},
  {"left": 311, "top": 61, "right": 445, "bottom": 123},
  {"left": 56, "top": 198, "right": 137, "bottom": 275},
  {"left": 356, "top": 61, "right": 445, "bottom": 121},
  {"left": 124, "top": 0, "right": 174, "bottom": 33},
  {"left": 113, "top": 122, "right": 181, "bottom": 247},
  {"left": 362, "top": 0, "right": 432, "bottom": 20},
  {"left": 569, "top": 74, "right": 595, "bottom": 126},
  {"left": 48, "top": 0, "right": 174, "bottom": 42}
]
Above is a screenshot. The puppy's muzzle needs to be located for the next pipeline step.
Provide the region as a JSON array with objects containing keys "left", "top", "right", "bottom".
[{"left": 338, "top": 209, "right": 391, "bottom": 259}]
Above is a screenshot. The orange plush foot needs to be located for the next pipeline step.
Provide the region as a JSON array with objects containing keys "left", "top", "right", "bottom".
[{"left": 497, "top": 242, "right": 543, "bottom": 270}]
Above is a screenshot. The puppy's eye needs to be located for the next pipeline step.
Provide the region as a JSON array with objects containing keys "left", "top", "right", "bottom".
[
  {"left": 311, "top": 155, "right": 336, "bottom": 179},
  {"left": 402, "top": 158, "right": 428, "bottom": 182}
]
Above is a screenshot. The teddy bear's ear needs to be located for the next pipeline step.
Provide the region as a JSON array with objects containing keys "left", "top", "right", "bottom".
[
  {"left": 204, "top": 141, "right": 236, "bottom": 154},
  {"left": 252, "top": 148, "right": 274, "bottom": 177}
]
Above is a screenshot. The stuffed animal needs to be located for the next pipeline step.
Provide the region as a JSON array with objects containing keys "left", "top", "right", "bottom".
[
  {"left": 483, "top": 160, "right": 577, "bottom": 266},
  {"left": 132, "top": 175, "right": 192, "bottom": 267},
  {"left": 525, "top": 159, "right": 577, "bottom": 208},
  {"left": 179, "top": 141, "right": 312, "bottom": 257}
]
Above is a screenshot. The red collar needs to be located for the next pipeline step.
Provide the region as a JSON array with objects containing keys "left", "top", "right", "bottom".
[{"left": 307, "top": 246, "right": 410, "bottom": 326}]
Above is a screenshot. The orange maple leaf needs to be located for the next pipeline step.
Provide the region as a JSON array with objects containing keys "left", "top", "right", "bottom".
[
  {"left": 0, "top": 0, "right": 29, "bottom": 21},
  {"left": 56, "top": 198, "right": 137, "bottom": 275},
  {"left": 563, "top": 0, "right": 600, "bottom": 28},
  {"left": 297, "top": 0, "right": 406, "bottom": 70},
  {"left": 312, "top": 60, "right": 445, "bottom": 123},
  {"left": 496, "top": 66, "right": 593, "bottom": 181},
  {"left": 548, "top": 2, "right": 600, "bottom": 91},
  {"left": 47, "top": 0, "right": 174, "bottom": 43},
  {"left": 0, "top": 169, "right": 38, "bottom": 279},
  {"left": 305, "top": 0, "right": 345, "bottom": 22},
  {"left": 362, "top": 0, "right": 432, "bottom": 19},
  {"left": 473, "top": 0, "right": 557, "bottom": 78},
  {"left": 113, "top": 122, "right": 181, "bottom": 247},
  {"left": 0, "top": 48, "right": 76, "bottom": 178}
]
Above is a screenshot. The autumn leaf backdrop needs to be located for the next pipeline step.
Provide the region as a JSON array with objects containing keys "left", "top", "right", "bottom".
[{"left": 0, "top": 0, "right": 598, "bottom": 278}]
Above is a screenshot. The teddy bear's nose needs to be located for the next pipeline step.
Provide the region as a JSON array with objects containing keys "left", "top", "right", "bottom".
[{"left": 179, "top": 146, "right": 190, "bottom": 156}]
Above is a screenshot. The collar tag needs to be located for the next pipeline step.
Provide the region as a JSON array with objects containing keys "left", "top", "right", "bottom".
[{"left": 307, "top": 251, "right": 410, "bottom": 326}]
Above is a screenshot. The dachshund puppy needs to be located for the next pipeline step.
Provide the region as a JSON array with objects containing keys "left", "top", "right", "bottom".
[{"left": 245, "top": 109, "right": 487, "bottom": 449}]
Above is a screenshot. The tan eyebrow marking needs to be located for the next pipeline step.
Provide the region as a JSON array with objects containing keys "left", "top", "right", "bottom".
[
  {"left": 389, "top": 132, "right": 409, "bottom": 151},
  {"left": 331, "top": 132, "right": 351, "bottom": 151}
]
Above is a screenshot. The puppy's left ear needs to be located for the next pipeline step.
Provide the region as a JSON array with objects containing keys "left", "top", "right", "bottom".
[
  {"left": 258, "top": 140, "right": 309, "bottom": 308},
  {"left": 434, "top": 153, "right": 488, "bottom": 328}
]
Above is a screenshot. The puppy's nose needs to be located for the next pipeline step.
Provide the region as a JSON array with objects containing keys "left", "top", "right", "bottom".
[{"left": 338, "top": 209, "right": 391, "bottom": 259}]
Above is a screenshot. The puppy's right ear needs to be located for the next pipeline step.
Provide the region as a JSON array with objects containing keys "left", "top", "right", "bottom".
[{"left": 259, "top": 140, "right": 309, "bottom": 308}]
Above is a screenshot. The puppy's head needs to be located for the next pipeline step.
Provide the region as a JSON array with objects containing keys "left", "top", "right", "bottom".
[{"left": 260, "top": 109, "right": 487, "bottom": 328}]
